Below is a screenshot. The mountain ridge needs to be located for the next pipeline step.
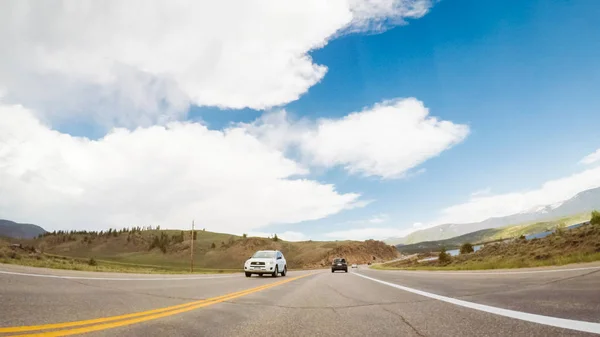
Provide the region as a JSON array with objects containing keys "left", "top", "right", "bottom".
[
  {"left": 385, "top": 187, "right": 600, "bottom": 245},
  {"left": 0, "top": 219, "right": 47, "bottom": 239}
]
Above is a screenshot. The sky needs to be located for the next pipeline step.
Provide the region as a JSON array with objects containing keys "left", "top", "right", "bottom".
[{"left": 1, "top": 0, "right": 599, "bottom": 242}]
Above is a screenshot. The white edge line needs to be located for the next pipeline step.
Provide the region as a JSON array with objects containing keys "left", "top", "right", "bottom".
[
  {"left": 0, "top": 270, "right": 237, "bottom": 281},
  {"left": 372, "top": 266, "right": 600, "bottom": 275},
  {"left": 353, "top": 272, "right": 600, "bottom": 334}
]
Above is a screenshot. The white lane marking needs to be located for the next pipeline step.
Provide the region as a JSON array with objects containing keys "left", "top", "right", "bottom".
[
  {"left": 0, "top": 270, "right": 237, "bottom": 281},
  {"left": 353, "top": 272, "right": 600, "bottom": 334},
  {"left": 372, "top": 266, "right": 600, "bottom": 275}
]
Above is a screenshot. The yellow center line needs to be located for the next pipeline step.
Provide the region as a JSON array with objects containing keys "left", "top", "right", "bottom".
[{"left": 2, "top": 273, "right": 313, "bottom": 336}]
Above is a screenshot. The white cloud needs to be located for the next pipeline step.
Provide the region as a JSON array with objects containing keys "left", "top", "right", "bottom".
[
  {"left": 346, "top": 0, "right": 432, "bottom": 33},
  {"left": 324, "top": 227, "right": 412, "bottom": 240},
  {"left": 244, "top": 98, "right": 469, "bottom": 178},
  {"left": 0, "top": 0, "right": 432, "bottom": 129},
  {"left": 436, "top": 166, "right": 600, "bottom": 225},
  {"left": 470, "top": 187, "right": 491, "bottom": 197},
  {"left": 369, "top": 213, "right": 389, "bottom": 223},
  {"left": 580, "top": 149, "right": 600, "bottom": 165},
  {"left": 248, "top": 231, "right": 309, "bottom": 242},
  {"left": 0, "top": 103, "right": 363, "bottom": 233},
  {"left": 372, "top": 167, "right": 600, "bottom": 240}
]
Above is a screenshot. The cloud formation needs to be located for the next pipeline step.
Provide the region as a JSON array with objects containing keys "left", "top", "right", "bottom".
[
  {"left": 244, "top": 98, "right": 469, "bottom": 178},
  {"left": 332, "top": 165, "right": 600, "bottom": 241},
  {"left": 436, "top": 166, "right": 600, "bottom": 225},
  {"left": 0, "top": 0, "right": 432, "bottom": 129},
  {"left": 580, "top": 148, "right": 600, "bottom": 165},
  {"left": 0, "top": 103, "right": 362, "bottom": 232},
  {"left": 325, "top": 227, "right": 412, "bottom": 240}
]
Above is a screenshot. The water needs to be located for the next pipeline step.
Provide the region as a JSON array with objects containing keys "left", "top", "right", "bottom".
[
  {"left": 417, "top": 221, "right": 590, "bottom": 263},
  {"left": 525, "top": 221, "right": 589, "bottom": 240},
  {"left": 447, "top": 244, "right": 483, "bottom": 257}
]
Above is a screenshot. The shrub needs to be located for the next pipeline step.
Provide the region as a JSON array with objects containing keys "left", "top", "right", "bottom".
[
  {"left": 88, "top": 258, "right": 97, "bottom": 266},
  {"left": 591, "top": 210, "right": 600, "bottom": 226},
  {"left": 438, "top": 247, "right": 451, "bottom": 264},
  {"left": 210, "top": 242, "right": 216, "bottom": 249},
  {"left": 148, "top": 233, "right": 170, "bottom": 253},
  {"left": 460, "top": 243, "right": 474, "bottom": 254}
]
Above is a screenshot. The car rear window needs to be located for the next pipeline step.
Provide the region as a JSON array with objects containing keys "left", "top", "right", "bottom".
[{"left": 333, "top": 258, "right": 346, "bottom": 263}]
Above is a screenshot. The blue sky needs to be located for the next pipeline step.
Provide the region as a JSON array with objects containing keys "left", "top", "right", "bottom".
[
  {"left": 202, "top": 0, "right": 600, "bottom": 239},
  {"left": 1, "top": 0, "right": 599, "bottom": 240}
]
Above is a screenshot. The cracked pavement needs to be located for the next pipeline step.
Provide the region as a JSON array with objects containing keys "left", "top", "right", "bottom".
[{"left": 1, "top": 263, "right": 599, "bottom": 336}]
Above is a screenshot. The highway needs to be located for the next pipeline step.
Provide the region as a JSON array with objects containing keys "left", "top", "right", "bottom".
[{"left": 1, "top": 263, "right": 599, "bottom": 336}]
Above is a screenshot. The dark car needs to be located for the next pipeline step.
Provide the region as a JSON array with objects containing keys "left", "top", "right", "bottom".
[{"left": 331, "top": 257, "right": 348, "bottom": 273}]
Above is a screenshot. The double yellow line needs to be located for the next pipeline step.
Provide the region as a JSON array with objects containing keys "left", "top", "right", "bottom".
[{"left": 0, "top": 273, "right": 312, "bottom": 337}]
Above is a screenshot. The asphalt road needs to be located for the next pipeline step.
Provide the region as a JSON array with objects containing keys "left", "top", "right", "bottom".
[{"left": 1, "top": 262, "right": 599, "bottom": 336}]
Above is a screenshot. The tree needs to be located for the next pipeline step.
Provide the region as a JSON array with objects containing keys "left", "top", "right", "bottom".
[
  {"left": 273, "top": 234, "right": 279, "bottom": 242},
  {"left": 459, "top": 243, "right": 474, "bottom": 254},
  {"left": 438, "top": 247, "right": 451, "bottom": 264},
  {"left": 242, "top": 233, "right": 247, "bottom": 239},
  {"left": 193, "top": 231, "right": 198, "bottom": 240},
  {"left": 591, "top": 210, "right": 600, "bottom": 226}
]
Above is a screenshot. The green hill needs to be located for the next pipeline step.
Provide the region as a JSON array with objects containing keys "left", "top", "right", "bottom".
[{"left": 396, "top": 213, "right": 590, "bottom": 254}]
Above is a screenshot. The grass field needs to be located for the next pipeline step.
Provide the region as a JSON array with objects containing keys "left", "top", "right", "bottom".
[
  {"left": 0, "top": 246, "right": 238, "bottom": 274},
  {"left": 377, "top": 218, "right": 600, "bottom": 271}
]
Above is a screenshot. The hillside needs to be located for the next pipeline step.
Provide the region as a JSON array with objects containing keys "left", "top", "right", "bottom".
[
  {"left": 4, "top": 227, "right": 399, "bottom": 271},
  {"left": 382, "top": 220, "right": 600, "bottom": 270},
  {"left": 386, "top": 187, "right": 600, "bottom": 245},
  {"left": 0, "top": 219, "right": 47, "bottom": 239},
  {"left": 395, "top": 213, "right": 590, "bottom": 254}
]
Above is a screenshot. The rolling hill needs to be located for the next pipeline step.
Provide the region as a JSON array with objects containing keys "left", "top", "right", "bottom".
[
  {"left": 0, "top": 219, "right": 47, "bottom": 239},
  {"left": 4, "top": 227, "right": 399, "bottom": 270},
  {"left": 386, "top": 187, "right": 600, "bottom": 245}
]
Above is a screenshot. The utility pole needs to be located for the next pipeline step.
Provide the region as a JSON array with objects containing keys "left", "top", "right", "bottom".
[{"left": 190, "top": 220, "right": 195, "bottom": 273}]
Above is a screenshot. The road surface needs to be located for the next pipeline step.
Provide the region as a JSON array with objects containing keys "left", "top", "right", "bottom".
[{"left": 1, "top": 262, "right": 599, "bottom": 336}]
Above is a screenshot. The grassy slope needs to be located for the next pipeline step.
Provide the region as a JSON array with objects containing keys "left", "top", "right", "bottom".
[
  {"left": 1, "top": 230, "right": 399, "bottom": 273},
  {"left": 396, "top": 213, "right": 590, "bottom": 254},
  {"left": 378, "top": 222, "right": 600, "bottom": 271}
]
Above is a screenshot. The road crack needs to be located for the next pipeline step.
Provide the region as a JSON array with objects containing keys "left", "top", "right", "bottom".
[{"left": 381, "top": 307, "right": 426, "bottom": 337}]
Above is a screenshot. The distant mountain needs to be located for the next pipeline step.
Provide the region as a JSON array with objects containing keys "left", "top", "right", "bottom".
[
  {"left": 0, "top": 219, "right": 47, "bottom": 239},
  {"left": 385, "top": 187, "right": 600, "bottom": 245}
]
